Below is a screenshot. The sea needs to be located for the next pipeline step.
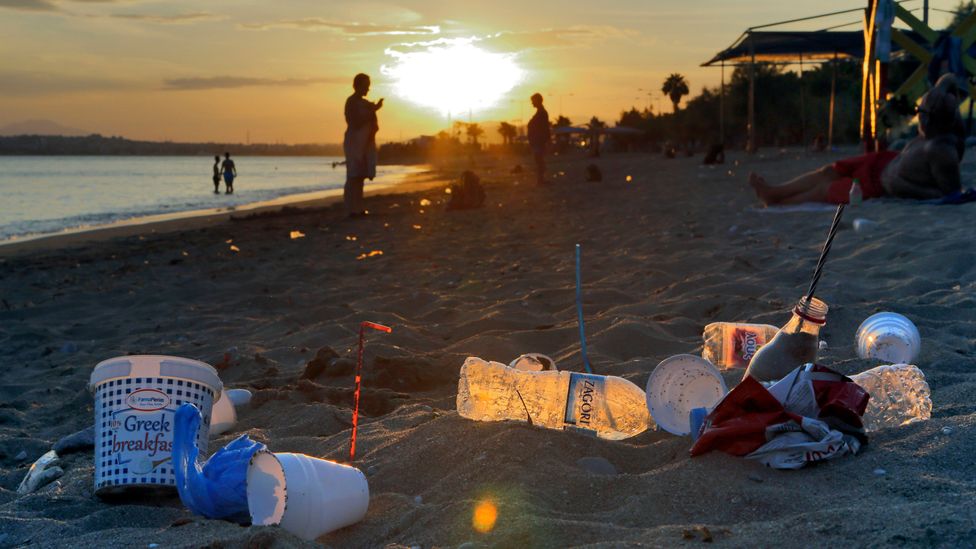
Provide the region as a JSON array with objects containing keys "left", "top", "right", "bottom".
[{"left": 0, "top": 156, "right": 420, "bottom": 242}]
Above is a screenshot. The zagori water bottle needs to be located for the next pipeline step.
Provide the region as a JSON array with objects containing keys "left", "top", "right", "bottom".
[
  {"left": 456, "top": 357, "right": 651, "bottom": 440},
  {"left": 743, "top": 297, "right": 828, "bottom": 382},
  {"left": 850, "top": 364, "right": 932, "bottom": 431},
  {"left": 849, "top": 178, "right": 863, "bottom": 206},
  {"left": 702, "top": 322, "right": 780, "bottom": 369}
]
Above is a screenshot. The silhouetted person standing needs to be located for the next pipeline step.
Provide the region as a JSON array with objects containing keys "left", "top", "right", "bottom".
[
  {"left": 527, "top": 93, "right": 550, "bottom": 185},
  {"left": 343, "top": 73, "right": 383, "bottom": 217},
  {"left": 212, "top": 155, "right": 221, "bottom": 194},
  {"left": 221, "top": 152, "right": 236, "bottom": 194}
]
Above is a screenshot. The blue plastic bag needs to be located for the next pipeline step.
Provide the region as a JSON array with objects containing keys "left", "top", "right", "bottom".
[{"left": 172, "top": 403, "right": 266, "bottom": 522}]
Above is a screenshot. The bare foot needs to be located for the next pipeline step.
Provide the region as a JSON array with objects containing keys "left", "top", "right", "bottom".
[{"left": 748, "top": 172, "right": 772, "bottom": 205}]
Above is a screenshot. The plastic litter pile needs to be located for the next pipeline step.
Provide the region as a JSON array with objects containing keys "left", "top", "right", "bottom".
[
  {"left": 15, "top": 232, "right": 941, "bottom": 544},
  {"left": 449, "top": 240, "right": 934, "bottom": 470}
]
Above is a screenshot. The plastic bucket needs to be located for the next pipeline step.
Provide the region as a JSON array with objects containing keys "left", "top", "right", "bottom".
[
  {"left": 89, "top": 355, "right": 222, "bottom": 495},
  {"left": 855, "top": 312, "right": 920, "bottom": 364},
  {"left": 646, "top": 354, "right": 728, "bottom": 436},
  {"left": 247, "top": 452, "right": 369, "bottom": 540}
]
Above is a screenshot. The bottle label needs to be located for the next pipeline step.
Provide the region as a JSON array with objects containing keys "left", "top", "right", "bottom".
[
  {"left": 726, "top": 327, "right": 768, "bottom": 368},
  {"left": 564, "top": 373, "right": 605, "bottom": 429}
]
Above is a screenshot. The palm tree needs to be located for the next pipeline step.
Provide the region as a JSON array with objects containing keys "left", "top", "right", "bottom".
[
  {"left": 497, "top": 122, "right": 517, "bottom": 145},
  {"left": 465, "top": 123, "right": 485, "bottom": 147},
  {"left": 661, "top": 73, "right": 690, "bottom": 113},
  {"left": 553, "top": 115, "right": 572, "bottom": 128}
]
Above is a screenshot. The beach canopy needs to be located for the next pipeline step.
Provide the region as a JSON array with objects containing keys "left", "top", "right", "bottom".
[
  {"left": 553, "top": 126, "right": 643, "bottom": 136},
  {"left": 553, "top": 126, "right": 590, "bottom": 135},
  {"left": 603, "top": 126, "right": 644, "bottom": 135},
  {"left": 702, "top": 30, "right": 865, "bottom": 66}
]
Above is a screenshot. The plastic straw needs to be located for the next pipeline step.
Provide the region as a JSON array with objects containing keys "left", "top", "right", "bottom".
[
  {"left": 575, "top": 244, "right": 593, "bottom": 374},
  {"left": 350, "top": 321, "right": 392, "bottom": 463},
  {"left": 804, "top": 203, "right": 846, "bottom": 304}
]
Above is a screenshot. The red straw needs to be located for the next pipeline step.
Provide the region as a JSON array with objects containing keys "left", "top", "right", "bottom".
[{"left": 350, "top": 321, "right": 392, "bottom": 462}]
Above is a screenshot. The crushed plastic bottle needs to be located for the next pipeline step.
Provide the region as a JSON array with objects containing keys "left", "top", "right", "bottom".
[
  {"left": 456, "top": 357, "right": 651, "bottom": 440},
  {"left": 702, "top": 322, "right": 779, "bottom": 369},
  {"left": 850, "top": 364, "right": 932, "bottom": 431}
]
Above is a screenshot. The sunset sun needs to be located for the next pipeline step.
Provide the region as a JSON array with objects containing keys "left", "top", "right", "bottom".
[{"left": 382, "top": 38, "right": 524, "bottom": 117}]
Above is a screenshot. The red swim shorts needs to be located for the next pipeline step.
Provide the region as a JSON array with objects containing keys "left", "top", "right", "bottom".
[{"left": 827, "top": 151, "right": 898, "bottom": 204}]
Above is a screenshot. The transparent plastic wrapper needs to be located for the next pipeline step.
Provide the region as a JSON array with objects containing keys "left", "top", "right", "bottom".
[
  {"left": 850, "top": 364, "right": 932, "bottom": 431},
  {"left": 456, "top": 357, "right": 651, "bottom": 440},
  {"left": 702, "top": 323, "right": 779, "bottom": 369}
]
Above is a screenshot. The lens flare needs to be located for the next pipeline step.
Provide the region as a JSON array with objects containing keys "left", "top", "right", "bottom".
[
  {"left": 472, "top": 499, "right": 498, "bottom": 533},
  {"left": 383, "top": 38, "right": 524, "bottom": 117}
]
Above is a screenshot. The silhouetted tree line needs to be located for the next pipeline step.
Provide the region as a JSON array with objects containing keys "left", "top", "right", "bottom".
[
  {"left": 377, "top": 127, "right": 532, "bottom": 163},
  {"left": 611, "top": 60, "right": 867, "bottom": 150},
  {"left": 0, "top": 134, "right": 344, "bottom": 157}
]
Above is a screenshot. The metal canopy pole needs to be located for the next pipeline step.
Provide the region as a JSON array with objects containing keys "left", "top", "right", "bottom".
[
  {"left": 748, "top": 37, "right": 757, "bottom": 153},
  {"left": 829, "top": 52, "right": 838, "bottom": 149},
  {"left": 799, "top": 53, "right": 806, "bottom": 146},
  {"left": 720, "top": 61, "right": 726, "bottom": 145}
]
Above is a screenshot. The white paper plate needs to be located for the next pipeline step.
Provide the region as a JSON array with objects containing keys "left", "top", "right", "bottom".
[{"left": 646, "top": 354, "right": 728, "bottom": 436}]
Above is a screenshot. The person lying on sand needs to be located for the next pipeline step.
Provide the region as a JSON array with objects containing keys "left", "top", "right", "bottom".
[{"left": 749, "top": 74, "right": 965, "bottom": 205}]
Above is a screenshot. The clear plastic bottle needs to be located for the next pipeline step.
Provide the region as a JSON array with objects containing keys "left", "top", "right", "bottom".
[
  {"left": 849, "top": 178, "right": 863, "bottom": 206},
  {"left": 850, "top": 364, "right": 932, "bottom": 431},
  {"left": 702, "top": 322, "right": 780, "bottom": 369},
  {"left": 743, "top": 297, "right": 828, "bottom": 382},
  {"left": 456, "top": 357, "right": 651, "bottom": 440}
]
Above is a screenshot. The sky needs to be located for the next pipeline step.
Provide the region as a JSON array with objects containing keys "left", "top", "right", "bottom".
[{"left": 0, "top": 0, "right": 957, "bottom": 144}]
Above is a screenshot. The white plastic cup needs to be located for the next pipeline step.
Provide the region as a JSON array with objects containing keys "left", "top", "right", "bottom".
[
  {"left": 247, "top": 452, "right": 369, "bottom": 540},
  {"left": 645, "top": 354, "right": 728, "bottom": 436},
  {"left": 855, "top": 312, "right": 921, "bottom": 364}
]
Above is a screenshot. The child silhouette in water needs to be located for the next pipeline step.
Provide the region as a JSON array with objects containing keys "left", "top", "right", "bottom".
[{"left": 212, "top": 155, "right": 221, "bottom": 194}]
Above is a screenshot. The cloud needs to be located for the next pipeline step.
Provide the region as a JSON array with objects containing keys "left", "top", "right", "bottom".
[
  {"left": 111, "top": 12, "right": 222, "bottom": 24},
  {"left": 240, "top": 18, "right": 440, "bottom": 36},
  {"left": 1, "top": 0, "right": 137, "bottom": 13},
  {"left": 386, "top": 25, "right": 637, "bottom": 56},
  {"left": 485, "top": 25, "right": 639, "bottom": 50},
  {"left": 0, "top": 70, "right": 136, "bottom": 95},
  {"left": 162, "top": 76, "right": 345, "bottom": 91},
  {"left": 0, "top": 0, "right": 58, "bottom": 11}
]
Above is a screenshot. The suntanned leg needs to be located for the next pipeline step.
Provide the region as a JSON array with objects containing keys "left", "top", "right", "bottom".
[
  {"left": 749, "top": 165, "right": 837, "bottom": 205},
  {"left": 771, "top": 179, "right": 833, "bottom": 204}
]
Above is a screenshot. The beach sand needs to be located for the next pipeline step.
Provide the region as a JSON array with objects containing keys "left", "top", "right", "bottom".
[{"left": 1, "top": 148, "right": 974, "bottom": 548}]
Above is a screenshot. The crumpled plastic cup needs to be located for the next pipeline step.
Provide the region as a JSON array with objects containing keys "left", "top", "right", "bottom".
[
  {"left": 209, "top": 389, "right": 253, "bottom": 437},
  {"left": 855, "top": 312, "right": 920, "bottom": 364},
  {"left": 247, "top": 452, "right": 369, "bottom": 540},
  {"left": 509, "top": 353, "right": 557, "bottom": 371}
]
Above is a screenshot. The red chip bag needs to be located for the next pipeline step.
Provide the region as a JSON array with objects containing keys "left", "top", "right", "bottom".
[{"left": 690, "top": 376, "right": 800, "bottom": 457}]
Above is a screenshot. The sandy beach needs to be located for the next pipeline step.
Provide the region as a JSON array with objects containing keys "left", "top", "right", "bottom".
[{"left": 1, "top": 148, "right": 974, "bottom": 548}]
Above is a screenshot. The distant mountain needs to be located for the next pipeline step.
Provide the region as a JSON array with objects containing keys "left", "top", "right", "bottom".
[
  {"left": 0, "top": 134, "right": 345, "bottom": 157},
  {"left": 0, "top": 119, "right": 89, "bottom": 137}
]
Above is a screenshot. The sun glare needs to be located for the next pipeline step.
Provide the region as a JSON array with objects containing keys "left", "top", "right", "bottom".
[
  {"left": 383, "top": 38, "right": 524, "bottom": 117},
  {"left": 472, "top": 499, "right": 498, "bottom": 533}
]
